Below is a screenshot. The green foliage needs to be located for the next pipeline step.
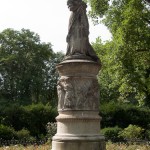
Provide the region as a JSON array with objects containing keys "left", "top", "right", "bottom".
[
  {"left": 0, "top": 28, "right": 62, "bottom": 139},
  {"left": 91, "top": 0, "right": 150, "bottom": 106},
  {"left": 145, "top": 129, "right": 150, "bottom": 140},
  {"left": 24, "top": 103, "right": 57, "bottom": 138},
  {"left": 16, "top": 128, "right": 35, "bottom": 140},
  {"left": 0, "top": 124, "right": 16, "bottom": 140},
  {"left": 43, "top": 51, "right": 64, "bottom": 106},
  {"left": 86, "top": 0, "right": 110, "bottom": 24},
  {"left": 100, "top": 102, "right": 150, "bottom": 129},
  {"left": 101, "top": 103, "right": 150, "bottom": 140},
  {"left": 1, "top": 105, "right": 27, "bottom": 130},
  {"left": 0, "top": 103, "right": 57, "bottom": 138},
  {"left": 101, "top": 126, "right": 123, "bottom": 141},
  {"left": 0, "top": 28, "right": 63, "bottom": 104},
  {"left": 93, "top": 38, "right": 120, "bottom": 103},
  {"left": 118, "top": 124, "right": 144, "bottom": 140},
  {"left": 0, "top": 125, "right": 35, "bottom": 140}
]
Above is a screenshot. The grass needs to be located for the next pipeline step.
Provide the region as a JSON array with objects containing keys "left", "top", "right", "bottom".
[
  {"left": 106, "top": 141, "right": 150, "bottom": 150},
  {"left": 0, "top": 142, "right": 149, "bottom": 150},
  {"left": 0, "top": 144, "right": 51, "bottom": 150}
]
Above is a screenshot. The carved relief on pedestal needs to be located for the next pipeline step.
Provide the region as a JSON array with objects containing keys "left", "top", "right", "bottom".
[
  {"left": 57, "top": 77, "right": 75, "bottom": 109},
  {"left": 57, "top": 76, "right": 99, "bottom": 110}
]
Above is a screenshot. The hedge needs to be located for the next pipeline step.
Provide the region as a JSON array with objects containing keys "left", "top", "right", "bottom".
[
  {"left": 100, "top": 102, "right": 150, "bottom": 130},
  {"left": 0, "top": 103, "right": 57, "bottom": 138}
]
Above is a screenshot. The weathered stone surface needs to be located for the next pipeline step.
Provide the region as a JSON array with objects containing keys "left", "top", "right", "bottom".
[
  {"left": 52, "top": 138, "right": 106, "bottom": 150},
  {"left": 57, "top": 77, "right": 99, "bottom": 110},
  {"left": 57, "top": 60, "right": 101, "bottom": 111},
  {"left": 65, "top": 0, "right": 100, "bottom": 63},
  {"left": 57, "top": 59, "right": 101, "bottom": 77},
  {"left": 56, "top": 111, "right": 101, "bottom": 135},
  {"left": 51, "top": 60, "right": 106, "bottom": 150},
  {"left": 51, "top": 0, "right": 105, "bottom": 149}
]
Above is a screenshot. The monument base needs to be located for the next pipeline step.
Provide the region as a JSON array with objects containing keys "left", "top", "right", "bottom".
[
  {"left": 52, "top": 136, "right": 105, "bottom": 150},
  {"left": 51, "top": 60, "right": 106, "bottom": 150}
]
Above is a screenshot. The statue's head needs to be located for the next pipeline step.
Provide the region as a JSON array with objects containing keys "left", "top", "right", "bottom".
[{"left": 67, "top": 0, "right": 82, "bottom": 12}]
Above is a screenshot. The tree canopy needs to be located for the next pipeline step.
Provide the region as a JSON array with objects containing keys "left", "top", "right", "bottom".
[
  {"left": 0, "top": 28, "right": 63, "bottom": 105},
  {"left": 89, "top": 0, "right": 150, "bottom": 106}
]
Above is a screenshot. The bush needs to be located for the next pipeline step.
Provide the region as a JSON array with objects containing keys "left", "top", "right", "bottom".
[
  {"left": 16, "top": 128, "right": 35, "bottom": 140},
  {"left": 46, "top": 122, "right": 57, "bottom": 140},
  {"left": 1, "top": 104, "right": 28, "bottom": 130},
  {"left": 24, "top": 103, "right": 57, "bottom": 138},
  {"left": 0, "top": 124, "right": 16, "bottom": 140},
  {"left": 145, "top": 129, "right": 150, "bottom": 140},
  {"left": 0, "top": 103, "right": 57, "bottom": 138},
  {"left": 118, "top": 124, "right": 144, "bottom": 140},
  {"left": 100, "top": 102, "right": 150, "bottom": 129},
  {"left": 101, "top": 126, "right": 123, "bottom": 142}
]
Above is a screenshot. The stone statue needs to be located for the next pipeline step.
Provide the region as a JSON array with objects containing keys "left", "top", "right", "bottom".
[
  {"left": 65, "top": 0, "right": 100, "bottom": 63},
  {"left": 52, "top": 1, "right": 105, "bottom": 149}
]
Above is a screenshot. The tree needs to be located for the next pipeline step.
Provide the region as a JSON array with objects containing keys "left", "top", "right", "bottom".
[
  {"left": 41, "top": 52, "right": 64, "bottom": 105},
  {"left": 89, "top": 0, "right": 150, "bottom": 106},
  {"left": 92, "top": 38, "right": 120, "bottom": 103},
  {"left": 0, "top": 28, "right": 62, "bottom": 104}
]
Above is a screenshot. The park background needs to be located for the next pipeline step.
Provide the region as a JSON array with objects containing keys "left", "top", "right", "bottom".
[{"left": 0, "top": 0, "right": 150, "bottom": 149}]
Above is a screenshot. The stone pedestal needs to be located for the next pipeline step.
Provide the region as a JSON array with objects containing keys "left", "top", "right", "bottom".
[{"left": 51, "top": 59, "right": 106, "bottom": 150}]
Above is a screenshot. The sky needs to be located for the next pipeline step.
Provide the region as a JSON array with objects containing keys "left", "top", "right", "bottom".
[{"left": 0, "top": 0, "right": 112, "bottom": 53}]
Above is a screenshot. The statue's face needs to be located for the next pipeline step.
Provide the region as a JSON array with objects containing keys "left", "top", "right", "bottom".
[{"left": 67, "top": 0, "right": 79, "bottom": 12}]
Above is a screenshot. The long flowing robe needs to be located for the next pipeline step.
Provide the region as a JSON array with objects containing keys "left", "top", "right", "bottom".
[{"left": 66, "top": 3, "right": 99, "bottom": 62}]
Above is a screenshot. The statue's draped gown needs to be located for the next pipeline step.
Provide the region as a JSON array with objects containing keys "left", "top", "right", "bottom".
[{"left": 66, "top": 3, "right": 99, "bottom": 62}]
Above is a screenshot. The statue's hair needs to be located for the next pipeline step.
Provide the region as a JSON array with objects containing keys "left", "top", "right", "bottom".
[{"left": 67, "top": 0, "right": 87, "bottom": 9}]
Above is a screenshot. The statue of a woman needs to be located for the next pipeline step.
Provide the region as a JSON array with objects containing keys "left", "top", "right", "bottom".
[{"left": 65, "top": 0, "right": 100, "bottom": 63}]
